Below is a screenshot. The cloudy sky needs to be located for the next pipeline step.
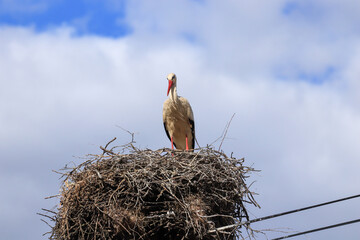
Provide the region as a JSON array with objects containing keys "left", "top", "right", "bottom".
[{"left": 1, "top": 0, "right": 360, "bottom": 239}]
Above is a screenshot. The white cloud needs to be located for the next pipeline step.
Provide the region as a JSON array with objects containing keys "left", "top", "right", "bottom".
[{"left": 1, "top": 1, "right": 360, "bottom": 239}]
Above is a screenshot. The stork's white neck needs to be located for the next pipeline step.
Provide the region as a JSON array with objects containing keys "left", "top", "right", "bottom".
[{"left": 169, "top": 85, "right": 178, "bottom": 102}]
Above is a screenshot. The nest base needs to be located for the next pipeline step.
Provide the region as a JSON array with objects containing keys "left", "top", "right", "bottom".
[{"left": 45, "top": 146, "right": 258, "bottom": 240}]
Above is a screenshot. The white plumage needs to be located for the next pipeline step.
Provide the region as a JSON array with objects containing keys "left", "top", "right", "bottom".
[{"left": 163, "top": 73, "right": 195, "bottom": 151}]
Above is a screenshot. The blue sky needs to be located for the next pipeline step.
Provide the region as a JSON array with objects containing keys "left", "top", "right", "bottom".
[
  {"left": 0, "top": 0, "right": 130, "bottom": 36},
  {"left": 1, "top": 0, "right": 360, "bottom": 240}
]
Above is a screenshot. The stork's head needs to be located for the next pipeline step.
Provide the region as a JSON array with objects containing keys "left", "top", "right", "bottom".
[{"left": 167, "top": 73, "right": 177, "bottom": 96}]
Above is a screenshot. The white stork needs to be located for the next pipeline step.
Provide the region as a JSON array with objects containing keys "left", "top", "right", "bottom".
[{"left": 163, "top": 73, "right": 195, "bottom": 151}]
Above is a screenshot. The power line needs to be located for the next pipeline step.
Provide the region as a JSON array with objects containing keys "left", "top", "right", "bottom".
[
  {"left": 208, "top": 194, "right": 360, "bottom": 234},
  {"left": 271, "top": 218, "right": 360, "bottom": 240},
  {"left": 249, "top": 193, "right": 360, "bottom": 224}
]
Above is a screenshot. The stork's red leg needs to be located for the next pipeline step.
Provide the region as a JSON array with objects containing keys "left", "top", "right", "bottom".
[
  {"left": 186, "top": 135, "right": 189, "bottom": 151},
  {"left": 171, "top": 136, "right": 174, "bottom": 150}
]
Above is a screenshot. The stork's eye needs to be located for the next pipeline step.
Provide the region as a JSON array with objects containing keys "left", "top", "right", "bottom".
[{"left": 172, "top": 75, "right": 175, "bottom": 80}]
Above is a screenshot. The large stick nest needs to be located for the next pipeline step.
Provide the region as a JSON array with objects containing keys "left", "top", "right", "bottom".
[{"left": 44, "top": 143, "right": 259, "bottom": 240}]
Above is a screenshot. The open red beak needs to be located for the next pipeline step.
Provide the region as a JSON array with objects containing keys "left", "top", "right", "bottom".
[{"left": 167, "top": 80, "right": 173, "bottom": 96}]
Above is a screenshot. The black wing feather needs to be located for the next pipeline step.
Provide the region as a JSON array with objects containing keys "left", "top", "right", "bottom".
[
  {"left": 163, "top": 121, "right": 176, "bottom": 148},
  {"left": 189, "top": 118, "right": 195, "bottom": 149}
]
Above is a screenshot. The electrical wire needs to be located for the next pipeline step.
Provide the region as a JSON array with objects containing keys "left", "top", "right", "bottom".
[
  {"left": 249, "top": 193, "right": 360, "bottom": 224},
  {"left": 208, "top": 194, "right": 360, "bottom": 235},
  {"left": 271, "top": 218, "right": 360, "bottom": 240}
]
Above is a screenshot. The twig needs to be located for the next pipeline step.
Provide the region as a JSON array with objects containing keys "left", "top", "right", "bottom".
[
  {"left": 100, "top": 137, "right": 117, "bottom": 155},
  {"left": 218, "top": 113, "right": 236, "bottom": 151},
  {"left": 116, "top": 125, "right": 135, "bottom": 143},
  {"left": 45, "top": 194, "right": 60, "bottom": 199},
  {"left": 105, "top": 137, "right": 117, "bottom": 149}
]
